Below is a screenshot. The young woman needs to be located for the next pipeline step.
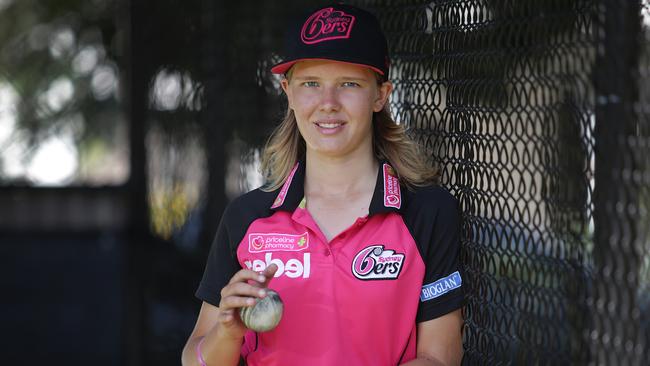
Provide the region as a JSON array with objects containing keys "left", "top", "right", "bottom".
[{"left": 182, "top": 4, "right": 464, "bottom": 365}]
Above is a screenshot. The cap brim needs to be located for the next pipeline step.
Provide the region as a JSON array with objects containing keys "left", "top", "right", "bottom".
[{"left": 271, "top": 58, "right": 385, "bottom": 76}]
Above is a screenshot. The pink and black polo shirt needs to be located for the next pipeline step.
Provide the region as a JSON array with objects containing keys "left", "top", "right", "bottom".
[{"left": 196, "top": 162, "right": 465, "bottom": 365}]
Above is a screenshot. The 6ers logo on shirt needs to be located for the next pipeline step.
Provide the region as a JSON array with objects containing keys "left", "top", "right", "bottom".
[{"left": 352, "top": 245, "right": 405, "bottom": 280}]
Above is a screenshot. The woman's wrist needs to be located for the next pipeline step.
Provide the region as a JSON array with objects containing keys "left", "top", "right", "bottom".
[
  {"left": 195, "top": 337, "right": 208, "bottom": 366},
  {"left": 213, "top": 319, "right": 248, "bottom": 342},
  {"left": 197, "top": 324, "right": 245, "bottom": 366}
]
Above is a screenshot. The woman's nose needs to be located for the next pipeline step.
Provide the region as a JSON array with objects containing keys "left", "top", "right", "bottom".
[{"left": 318, "top": 86, "right": 341, "bottom": 112}]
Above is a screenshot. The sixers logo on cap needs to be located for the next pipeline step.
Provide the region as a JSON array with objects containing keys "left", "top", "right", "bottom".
[{"left": 301, "top": 7, "right": 356, "bottom": 44}]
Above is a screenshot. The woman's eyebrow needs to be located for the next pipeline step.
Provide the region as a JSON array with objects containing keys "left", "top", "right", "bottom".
[
  {"left": 292, "top": 75, "right": 321, "bottom": 80},
  {"left": 338, "top": 76, "right": 365, "bottom": 80},
  {"left": 293, "top": 75, "right": 368, "bottom": 81}
]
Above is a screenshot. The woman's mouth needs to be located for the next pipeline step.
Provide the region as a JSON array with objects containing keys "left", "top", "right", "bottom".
[
  {"left": 314, "top": 120, "right": 345, "bottom": 134},
  {"left": 316, "top": 122, "right": 344, "bottom": 129}
]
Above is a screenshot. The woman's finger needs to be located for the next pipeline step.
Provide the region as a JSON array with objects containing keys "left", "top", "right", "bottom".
[
  {"left": 219, "top": 295, "right": 261, "bottom": 311},
  {"left": 228, "top": 268, "right": 267, "bottom": 285},
  {"left": 259, "top": 264, "right": 279, "bottom": 287},
  {"left": 221, "top": 281, "right": 268, "bottom": 300}
]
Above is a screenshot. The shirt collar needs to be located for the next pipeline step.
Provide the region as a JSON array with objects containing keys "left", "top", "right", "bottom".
[
  {"left": 368, "top": 161, "right": 403, "bottom": 215},
  {"left": 270, "top": 161, "right": 306, "bottom": 212},
  {"left": 270, "top": 160, "right": 403, "bottom": 216}
]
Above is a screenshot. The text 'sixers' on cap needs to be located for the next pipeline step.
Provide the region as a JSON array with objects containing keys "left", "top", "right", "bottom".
[{"left": 270, "top": 3, "right": 390, "bottom": 78}]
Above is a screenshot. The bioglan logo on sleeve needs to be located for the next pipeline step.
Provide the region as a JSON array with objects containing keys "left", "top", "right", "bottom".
[{"left": 420, "top": 271, "right": 462, "bottom": 302}]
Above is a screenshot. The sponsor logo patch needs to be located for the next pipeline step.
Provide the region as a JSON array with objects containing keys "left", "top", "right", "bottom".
[
  {"left": 248, "top": 232, "right": 309, "bottom": 253},
  {"left": 383, "top": 163, "right": 401, "bottom": 209},
  {"left": 244, "top": 252, "right": 311, "bottom": 279},
  {"left": 420, "top": 271, "right": 462, "bottom": 302},
  {"left": 352, "top": 245, "right": 405, "bottom": 280}
]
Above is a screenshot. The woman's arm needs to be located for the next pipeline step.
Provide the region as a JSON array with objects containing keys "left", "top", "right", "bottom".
[
  {"left": 400, "top": 309, "right": 464, "bottom": 366},
  {"left": 181, "top": 302, "right": 242, "bottom": 366},
  {"left": 182, "top": 264, "right": 278, "bottom": 366}
]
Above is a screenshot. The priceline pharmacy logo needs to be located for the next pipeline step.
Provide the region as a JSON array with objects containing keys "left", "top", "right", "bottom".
[{"left": 248, "top": 232, "right": 309, "bottom": 253}]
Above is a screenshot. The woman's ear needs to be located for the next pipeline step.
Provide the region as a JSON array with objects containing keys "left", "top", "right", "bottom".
[
  {"left": 281, "top": 78, "right": 293, "bottom": 110},
  {"left": 374, "top": 80, "right": 393, "bottom": 112}
]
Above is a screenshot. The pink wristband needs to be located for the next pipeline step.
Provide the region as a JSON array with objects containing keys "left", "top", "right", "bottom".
[{"left": 196, "top": 337, "right": 207, "bottom": 366}]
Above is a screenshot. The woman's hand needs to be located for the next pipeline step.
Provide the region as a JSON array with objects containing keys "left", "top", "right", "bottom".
[{"left": 215, "top": 264, "right": 279, "bottom": 339}]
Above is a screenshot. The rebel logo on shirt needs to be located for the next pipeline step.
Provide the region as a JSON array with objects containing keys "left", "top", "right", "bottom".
[
  {"left": 244, "top": 253, "right": 311, "bottom": 279},
  {"left": 352, "top": 245, "right": 405, "bottom": 280}
]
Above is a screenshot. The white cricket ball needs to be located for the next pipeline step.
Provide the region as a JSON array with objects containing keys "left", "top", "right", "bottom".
[{"left": 239, "top": 289, "right": 284, "bottom": 332}]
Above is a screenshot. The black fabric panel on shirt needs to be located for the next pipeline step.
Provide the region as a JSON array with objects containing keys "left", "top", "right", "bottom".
[
  {"left": 195, "top": 188, "right": 278, "bottom": 306},
  {"left": 368, "top": 162, "right": 388, "bottom": 215},
  {"left": 400, "top": 185, "right": 466, "bottom": 322}
]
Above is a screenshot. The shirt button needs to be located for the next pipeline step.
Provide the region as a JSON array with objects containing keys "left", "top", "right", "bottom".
[{"left": 324, "top": 249, "right": 331, "bottom": 256}]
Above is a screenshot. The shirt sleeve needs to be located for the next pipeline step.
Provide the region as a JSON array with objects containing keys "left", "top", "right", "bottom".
[
  {"left": 195, "top": 203, "right": 242, "bottom": 307},
  {"left": 407, "top": 187, "right": 465, "bottom": 323}
]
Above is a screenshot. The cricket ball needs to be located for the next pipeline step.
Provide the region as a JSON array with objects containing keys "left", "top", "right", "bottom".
[{"left": 239, "top": 289, "right": 283, "bottom": 332}]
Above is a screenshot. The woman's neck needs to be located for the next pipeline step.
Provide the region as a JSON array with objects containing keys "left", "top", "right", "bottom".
[{"left": 304, "top": 151, "right": 378, "bottom": 198}]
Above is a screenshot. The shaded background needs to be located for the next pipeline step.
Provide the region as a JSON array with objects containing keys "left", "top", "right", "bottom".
[{"left": 1, "top": 0, "right": 649, "bottom": 365}]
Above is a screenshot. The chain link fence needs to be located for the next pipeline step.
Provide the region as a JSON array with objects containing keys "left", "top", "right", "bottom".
[
  {"left": 244, "top": 0, "right": 650, "bottom": 364},
  {"left": 338, "top": 0, "right": 650, "bottom": 364},
  {"left": 122, "top": 0, "right": 650, "bottom": 363}
]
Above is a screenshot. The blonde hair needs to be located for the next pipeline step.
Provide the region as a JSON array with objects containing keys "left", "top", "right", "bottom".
[{"left": 260, "top": 78, "right": 439, "bottom": 191}]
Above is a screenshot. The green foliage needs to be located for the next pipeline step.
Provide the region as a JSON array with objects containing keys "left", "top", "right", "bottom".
[{"left": 0, "top": 0, "right": 124, "bottom": 183}]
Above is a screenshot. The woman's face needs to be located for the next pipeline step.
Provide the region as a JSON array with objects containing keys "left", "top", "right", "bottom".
[{"left": 281, "top": 60, "right": 392, "bottom": 160}]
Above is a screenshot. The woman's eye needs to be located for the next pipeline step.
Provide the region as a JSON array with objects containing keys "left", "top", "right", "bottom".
[
  {"left": 342, "top": 81, "right": 360, "bottom": 87},
  {"left": 302, "top": 81, "right": 319, "bottom": 87}
]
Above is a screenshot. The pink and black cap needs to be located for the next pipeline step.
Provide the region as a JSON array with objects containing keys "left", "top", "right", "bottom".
[{"left": 271, "top": 3, "right": 390, "bottom": 79}]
